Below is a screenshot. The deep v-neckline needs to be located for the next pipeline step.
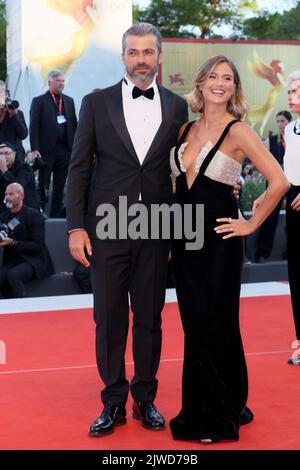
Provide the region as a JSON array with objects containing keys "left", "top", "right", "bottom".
[
  {"left": 184, "top": 161, "right": 201, "bottom": 191},
  {"left": 179, "top": 141, "right": 211, "bottom": 190},
  {"left": 176, "top": 119, "right": 239, "bottom": 192}
]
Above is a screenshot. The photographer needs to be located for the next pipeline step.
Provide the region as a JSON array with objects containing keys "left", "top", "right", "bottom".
[
  {"left": 0, "top": 142, "right": 39, "bottom": 212},
  {"left": 0, "top": 93, "right": 28, "bottom": 162},
  {"left": 0, "top": 183, "right": 55, "bottom": 298}
]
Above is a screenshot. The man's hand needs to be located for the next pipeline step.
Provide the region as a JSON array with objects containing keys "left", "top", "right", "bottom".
[
  {"left": 291, "top": 193, "right": 300, "bottom": 211},
  {"left": 69, "top": 229, "right": 92, "bottom": 267},
  {"left": 0, "top": 237, "right": 13, "bottom": 248},
  {"left": 233, "top": 180, "right": 241, "bottom": 199},
  {"left": 0, "top": 156, "right": 8, "bottom": 173},
  {"left": 0, "top": 105, "right": 6, "bottom": 117},
  {"left": 31, "top": 150, "right": 42, "bottom": 159}
]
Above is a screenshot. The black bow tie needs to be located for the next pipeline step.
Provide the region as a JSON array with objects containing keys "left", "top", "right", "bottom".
[
  {"left": 132, "top": 86, "right": 154, "bottom": 100},
  {"left": 294, "top": 119, "right": 300, "bottom": 135}
]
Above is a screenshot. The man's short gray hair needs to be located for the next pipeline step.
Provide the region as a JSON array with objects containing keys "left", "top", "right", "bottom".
[
  {"left": 7, "top": 182, "right": 24, "bottom": 195},
  {"left": 47, "top": 70, "right": 64, "bottom": 81},
  {"left": 287, "top": 70, "right": 300, "bottom": 87},
  {"left": 122, "top": 22, "right": 162, "bottom": 54}
]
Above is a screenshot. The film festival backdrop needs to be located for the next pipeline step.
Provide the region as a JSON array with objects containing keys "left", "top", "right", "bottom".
[
  {"left": 160, "top": 38, "right": 300, "bottom": 139},
  {"left": 6, "top": 0, "right": 132, "bottom": 123},
  {"left": 5, "top": 0, "right": 300, "bottom": 140}
]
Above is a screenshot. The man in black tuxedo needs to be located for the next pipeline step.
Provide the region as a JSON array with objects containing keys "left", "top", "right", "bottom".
[
  {"left": 0, "top": 183, "right": 55, "bottom": 298},
  {"left": 67, "top": 23, "right": 188, "bottom": 436},
  {"left": 29, "top": 70, "right": 77, "bottom": 217}
]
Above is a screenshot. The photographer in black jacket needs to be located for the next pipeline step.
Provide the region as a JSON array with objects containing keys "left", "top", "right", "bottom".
[
  {"left": 0, "top": 183, "right": 55, "bottom": 298},
  {"left": 0, "top": 142, "right": 39, "bottom": 212},
  {"left": 0, "top": 92, "right": 28, "bottom": 162}
]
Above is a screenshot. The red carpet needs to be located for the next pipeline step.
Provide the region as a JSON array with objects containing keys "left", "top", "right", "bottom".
[{"left": 0, "top": 295, "right": 299, "bottom": 450}]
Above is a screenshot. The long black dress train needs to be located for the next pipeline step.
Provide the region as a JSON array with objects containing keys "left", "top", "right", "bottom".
[{"left": 169, "top": 120, "right": 253, "bottom": 442}]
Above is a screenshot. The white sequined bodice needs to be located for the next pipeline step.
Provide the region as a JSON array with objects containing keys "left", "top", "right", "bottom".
[{"left": 170, "top": 141, "right": 242, "bottom": 187}]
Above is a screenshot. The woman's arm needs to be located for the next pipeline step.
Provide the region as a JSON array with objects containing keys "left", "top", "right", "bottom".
[{"left": 215, "top": 123, "right": 289, "bottom": 239}]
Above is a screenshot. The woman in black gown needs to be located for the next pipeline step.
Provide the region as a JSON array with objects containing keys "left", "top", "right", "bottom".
[{"left": 169, "top": 55, "right": 288, "bottom": 443}]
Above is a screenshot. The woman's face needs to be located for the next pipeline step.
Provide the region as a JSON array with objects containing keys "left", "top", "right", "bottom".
[
  {"left": 201, "top": 62, "right": 235, "bottom": 108},
  {"left": 288, "top": 80, "right": 300, "bottom": 115},
  {"left": 243, "top": 165, "right": 251, "bottom": 175},
  {"left": 276, "top": 115, "right": 290, "bottom": 134}
]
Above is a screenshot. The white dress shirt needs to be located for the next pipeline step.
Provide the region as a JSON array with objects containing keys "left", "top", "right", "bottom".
[
  {"left": 284, "top": 120, "right": 300, "bottom": 185},
  {"left": 122, "top": 76, "right": 162, "bottom": 165}
]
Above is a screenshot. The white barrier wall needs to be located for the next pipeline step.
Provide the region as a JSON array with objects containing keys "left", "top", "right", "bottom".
[{"left": 6, "top": 0, "right": 132, "bottom": 150}]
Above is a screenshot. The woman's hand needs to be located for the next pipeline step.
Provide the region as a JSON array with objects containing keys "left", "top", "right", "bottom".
[
  {"left": 233, "top": 179, "right": 241, "bottom": 199},
  {"left": 214, "top": 213, "right": 255, "bottom": 239}
]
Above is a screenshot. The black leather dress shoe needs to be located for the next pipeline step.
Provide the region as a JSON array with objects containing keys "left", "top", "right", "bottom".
[
  {"left": 132, "top": 401, "right": 165, "bottom": 430},
  {"left": 89, "top": 404, "right": 126, "bottom": 436}
]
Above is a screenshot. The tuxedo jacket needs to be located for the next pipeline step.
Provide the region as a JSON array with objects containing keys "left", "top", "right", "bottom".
[
  {"left": 66, "top": 80, "right": 188, "bottom": 238},
  {"left": 0, "top": 205, "right": 55, "bottom": 279},
  {"left": 29, "top": 91, "right": 77, "bottom": 154}
]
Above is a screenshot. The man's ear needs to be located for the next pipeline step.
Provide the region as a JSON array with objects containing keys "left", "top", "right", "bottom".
[{"left": 158, "top": 51, "right": 163, "bottom": 65}]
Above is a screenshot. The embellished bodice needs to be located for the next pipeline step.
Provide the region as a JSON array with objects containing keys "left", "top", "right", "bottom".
[{"left": 170, "top": 140, "right": 242, "bottom": 187}]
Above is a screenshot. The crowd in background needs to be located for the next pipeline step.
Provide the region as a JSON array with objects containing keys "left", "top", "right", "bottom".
[{"left": 0, "top": 69, "right": 294, "bottom": 297}]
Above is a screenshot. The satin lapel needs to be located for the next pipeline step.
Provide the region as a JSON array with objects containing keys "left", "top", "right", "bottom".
[
  {"left": 142, "top": 84, "right": 175, "bottom": 166},
  {"left": 105, "top": 81, "right": 140, "bottom": 165}
]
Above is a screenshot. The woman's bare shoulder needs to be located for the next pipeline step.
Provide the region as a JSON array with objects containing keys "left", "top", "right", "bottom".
[{"left": 230, "top": 120, "right": 254, "bottom": 135}]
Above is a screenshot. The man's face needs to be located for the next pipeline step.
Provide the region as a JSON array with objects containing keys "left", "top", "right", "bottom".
[
  {"left": 288, "top": 79, "right": 300, "bottom": 115},
  {"left": 48, "top": 74, "right": 65, "bottom": 94},
  {"left": 4, "top": 186, "right": 23, "bottom": 209},
  {"left": 0, "top": 147, "right": 16, "bottom": 167},
  {"left": 122, "top": 34, "right": 162, "bottom": 88}
]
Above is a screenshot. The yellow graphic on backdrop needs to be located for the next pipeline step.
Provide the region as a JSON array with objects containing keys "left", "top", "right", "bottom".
[
  {"left": 247, "top": 50, "right": 285, "bottom": 135},
  {"left": 27, "top": 0, "right": 98, "bottom": 79}
]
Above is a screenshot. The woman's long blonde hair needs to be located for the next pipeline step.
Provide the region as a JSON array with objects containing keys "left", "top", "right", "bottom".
[{"left": 186, "top": 55, "right": 249, "bottom": 120}]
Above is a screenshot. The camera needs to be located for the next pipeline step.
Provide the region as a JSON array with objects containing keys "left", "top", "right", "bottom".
[
  {"left": 25, "top": 152, "right": 47, "bottom": 169},
  {"left": 32, "top": 155, "right": 47, "bottom": 169},
  {"left": 5, "top": 97, "right": 19, "bottom": 110},
  {"left": 0, "top": 218, "right": 21, "bottom": 242}
]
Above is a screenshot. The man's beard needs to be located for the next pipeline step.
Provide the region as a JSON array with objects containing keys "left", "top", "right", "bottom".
[
  {"left": 126, "top": 63, "right": 158, "bottom": 85},
  {"left": 4, "top": 200, "right": 14, "bottom": 209}
]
